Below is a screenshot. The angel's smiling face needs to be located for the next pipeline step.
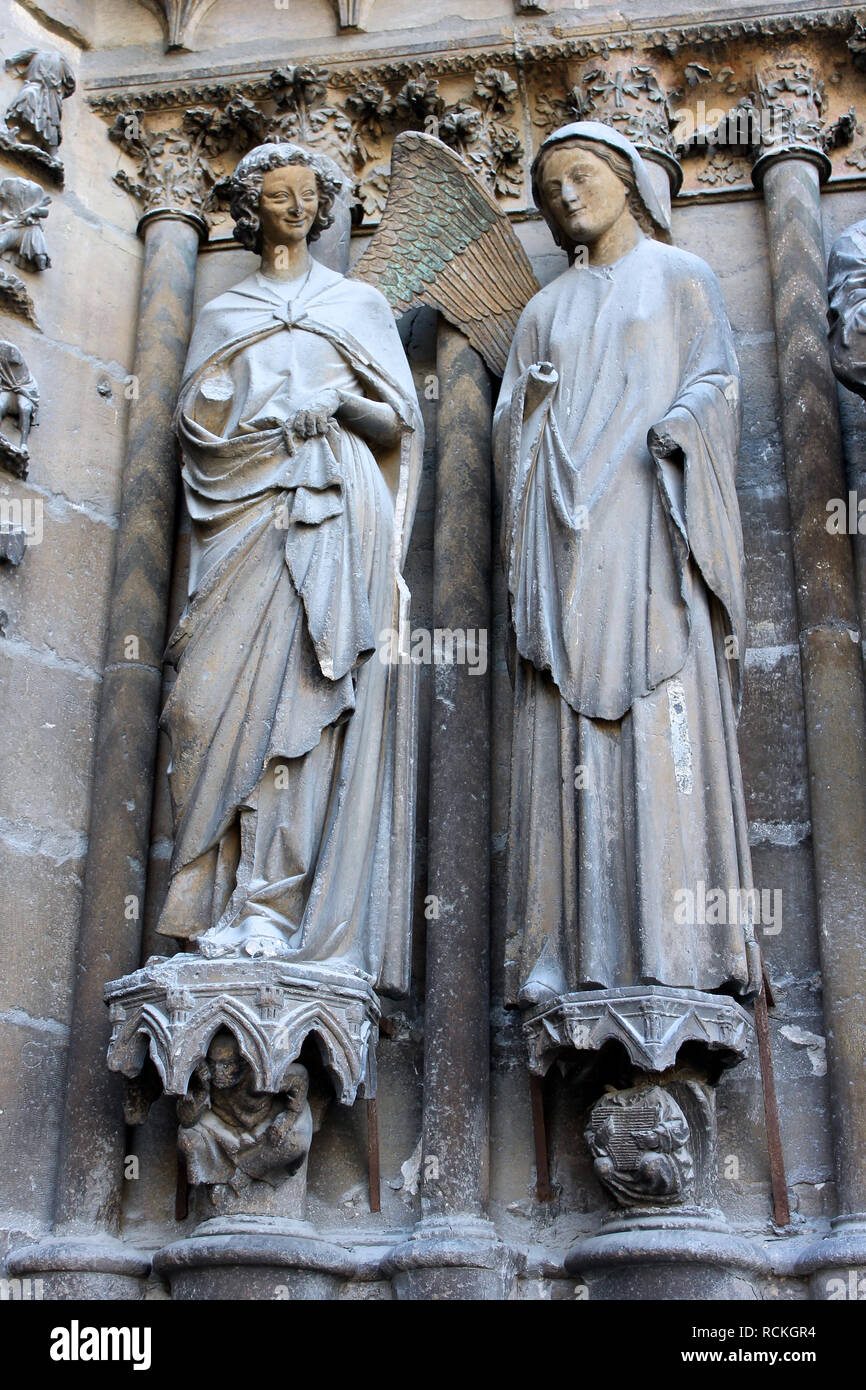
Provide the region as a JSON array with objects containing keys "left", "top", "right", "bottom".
[
  {"left": 539, "top": 145, "right": 629, "bottom": 248},
  {"left": 259, "top": 164, "right": 320, "bottom": 248}
]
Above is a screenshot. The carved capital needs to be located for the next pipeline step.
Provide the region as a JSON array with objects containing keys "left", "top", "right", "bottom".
[
  {"left": 107, "top": 108, "right": 219, "bottom": 234},
  {"left": 534, "top": 60, "right": 682, "bottom": 194},
  {"left": 437, "top": 68, "right": 524, "bottom": 200},
  {"left": 746, "top": 58, "right": 853, "bottom": 184}
]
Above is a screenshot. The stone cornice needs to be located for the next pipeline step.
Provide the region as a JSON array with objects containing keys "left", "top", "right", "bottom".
[
  {"left": 85, "top": 4, "right": 864, "bottom": 112},
  {"left": 87, "top": 4, "right": 866, "bottom": 227}
]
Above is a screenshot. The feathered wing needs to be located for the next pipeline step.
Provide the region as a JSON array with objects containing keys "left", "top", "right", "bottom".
[{"left": 349, "top": 131, "right": 540, "bottom": 376}]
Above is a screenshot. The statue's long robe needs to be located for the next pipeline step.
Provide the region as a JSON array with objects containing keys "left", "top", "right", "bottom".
[
  {"left": 493, "top": 236, "right": 761, "bottom": 1002},
  {"left": 828, "top": 218, "right": 866, "bottom": 397},
  {"left": 156, "top": 260, "right": 422, "bottom": 996}
]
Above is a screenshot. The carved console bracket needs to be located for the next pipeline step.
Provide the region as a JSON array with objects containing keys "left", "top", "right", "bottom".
[
  {"left": 523, "top": 986, "right": 752, "bottom": 1076},
  {"left": 104, "top": 955, "right": 380, "bottom": 1104}
]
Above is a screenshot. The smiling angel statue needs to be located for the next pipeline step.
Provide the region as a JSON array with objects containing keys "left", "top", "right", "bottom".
[
  {"left": 156, "top": 141, "right": 426, "bottom": 992},
  {"left": 494, "top": 122, "right": 762, "bottom": 1009}
]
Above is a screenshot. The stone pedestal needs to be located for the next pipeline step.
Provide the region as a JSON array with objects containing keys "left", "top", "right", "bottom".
[
  {"left": 154, "top": 1219, "right": 357, "bottom": 1301},
  {"left": 101, "top": 955, "right": 381, "bottom": 1299},
  {"left": 104, "top": 955, "right": 380, "bottom": 1104},
  {"left": 524, "top": 985, "right": 756, "bottom": 1298},
  {"left": 524, "top": 986, "right": 752, "bottom": 1076},
  {"left": 6, "top": 1236, "right": 151, "bottom": 1300},
  {"left": 385, "top": 1215, "right": 516, "bottom": 1301}
]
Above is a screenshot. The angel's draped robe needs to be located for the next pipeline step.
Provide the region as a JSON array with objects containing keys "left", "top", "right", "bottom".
[
  {"left": 493, "top": 236, "right": 762, "bottom": 1003},
  {"left": 156, "top": 260, "right": 422, "bottom": 996}
]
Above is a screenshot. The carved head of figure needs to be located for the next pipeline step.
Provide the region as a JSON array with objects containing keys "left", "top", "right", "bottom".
[
  {"left": 531, "top": 121, "right": 670, "bottom": 263},
  {"left": 229, "top": 142, "right": 342, "bottom": 254},
  {"left": 205, "top": 1029, "right": 246, "bottom": 1091}
]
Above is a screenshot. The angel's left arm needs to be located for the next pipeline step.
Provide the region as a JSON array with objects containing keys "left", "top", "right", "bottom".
[{"left": 335, "top": 390, "right": 403, "bottom": 447}]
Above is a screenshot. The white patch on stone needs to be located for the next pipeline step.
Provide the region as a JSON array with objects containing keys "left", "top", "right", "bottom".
[
  {"left": 393, "top": 1136, "right": 423, "bottom": 1198},
  {"left": 748, "top": 819, "right": 812, "bottom": 847},
  {"left": 667, "top": 677, "right": 694, "bottom": 794},
  {"left": 780, "top": 1025, "right": 827, "bottom": 1075}
]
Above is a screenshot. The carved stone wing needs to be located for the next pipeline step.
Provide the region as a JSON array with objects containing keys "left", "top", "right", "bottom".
[{"left": 349, "top": 131, "right": 540, "bottom": 376}]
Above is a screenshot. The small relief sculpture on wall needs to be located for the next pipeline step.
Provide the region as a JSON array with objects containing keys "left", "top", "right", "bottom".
[
  {"left": 585, "top": 1085, "right": 695, "bottom": 1208},
  {"left": 0, "top": 339, "right": 39, "bottom": 477},
  {"left": 0, "top": 50, "right": 75, "bottom": 183},
  {"left": 0, "top": 176, "right": 51, "bottom": 272}
]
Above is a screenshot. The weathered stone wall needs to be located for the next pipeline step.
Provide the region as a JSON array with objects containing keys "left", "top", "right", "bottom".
[{"left": 0, "top": 4, "right": 143, "bottom": 1258}]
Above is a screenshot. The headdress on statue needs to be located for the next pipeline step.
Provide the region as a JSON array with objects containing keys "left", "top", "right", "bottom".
[{"left": 531, "top": 121, "right": 672, "bottom": 248}]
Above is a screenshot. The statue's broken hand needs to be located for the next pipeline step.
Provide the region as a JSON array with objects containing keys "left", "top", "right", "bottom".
[
  {"left": 647, "top": 423, "right": 685, "bottom": 466},
  {"left": 523, "top": 361, "right": 558, "bottom": 417}
]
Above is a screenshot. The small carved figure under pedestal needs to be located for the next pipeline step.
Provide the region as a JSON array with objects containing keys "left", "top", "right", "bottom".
[
  {"left": 585, "top": 1084, "right": 695, "bottom": 1209},
  {"left": 0, "top": 340, "right": 38, "bottom": 477},
  {"left": 177, "top": 1031, "right": 313, "bottom": 1221}
]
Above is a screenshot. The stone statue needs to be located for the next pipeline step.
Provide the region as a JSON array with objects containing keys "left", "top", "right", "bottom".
[
  {"left": 157, "top": 141, "right": 423, "bottom": 995},
  {"left": 828, "top": 218, "right": 866, "bottom": 398},
  {"left": 2, "top": 50, "right": 76, "bottom": 151},
  {"left": 0, "top": 339, "right": 38, "bottom": 475},
  {"left": 0, "top": 176, "right": 51, "bottom": 272},
  {"left": 177, "top": 1031, "right": 313, "bottom": 1214},
  {"left": 493, "top": 123, "right": 762, "bottom": 1010},
  {"left": 584, "top": 1085, "right": 696, "bottom": 1208}
]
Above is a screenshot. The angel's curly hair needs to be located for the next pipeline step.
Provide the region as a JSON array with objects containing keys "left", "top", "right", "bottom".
[{"left": 229, "top": 142, "right": 342, "bottom": 252}]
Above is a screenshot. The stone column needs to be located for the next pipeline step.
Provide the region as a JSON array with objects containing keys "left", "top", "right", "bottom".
[
  {"left": 387, "top": 323, "right": 513, "bottom": 1299},
  {"left": 749, "top": 62, "right": 866, "bottom": 1292},
  {"left": 8, "top": 204, "right": 204, "bottom": 1299}
]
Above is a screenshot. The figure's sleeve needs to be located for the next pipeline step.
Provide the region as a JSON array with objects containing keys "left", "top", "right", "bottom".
[
  {"left": 492, "top": 301, "right": 544, "bottom": 494},
  {"left": 828, "top": 225, "right": 866, "bottom": 399},
  {"left": 648, "top": 260, "right": 747, "bottom": 710}
]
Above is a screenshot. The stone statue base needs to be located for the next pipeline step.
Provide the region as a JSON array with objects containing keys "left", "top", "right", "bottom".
[
  {"left": 523, "top": 985, "right": 752, "bottom": 1076},
  {"left": 0, "top": 125, "right": 64, "bottom": 186},
  {"left": 104, "top": 954, "right": 380, "bottom": 1104},
  {"left": 153, "top": 1218, "right": 358, "bottom": 1301},
  {"left": 522, "top": 986, "right": 757, "bottom": 1297}
]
